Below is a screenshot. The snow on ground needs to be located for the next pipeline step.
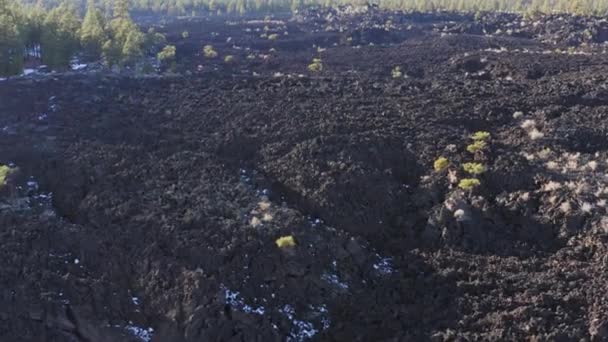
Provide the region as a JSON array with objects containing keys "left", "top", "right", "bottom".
[
  {"left": 70, "top": 63, "right": 87, "bottom": 71},
  {"left": 125, "top": 325, "right": 154, "bottom": 342}
]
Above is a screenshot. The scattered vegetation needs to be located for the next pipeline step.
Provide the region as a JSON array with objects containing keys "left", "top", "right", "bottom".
[
  {"left": 157, "top": 45, "right": 176, "bottom": 71},
  {"left": 250, "top": 216, "right": 262, "bottom": 227},
  {"left": 434, "top": 130, "right": 493, "bottom": 191},
  {"left": 529, "top": 129, "right": 545, "bottom": 140},
  {"left": 0, "top": 0, "right": 173, "bottom": 75},
  {"left": 203, "top": 45, "right": 218, "bottom": 59},
  {"left": 3, "top": 0, "right": 608, "bottom": 76},
  {"left": 308, "top": 58, "right": 323, "bottom": 72},
  {"left": 521, "top": 119, "right": 536, "bottom": 130},
  {"left": 467, "top": 140, "right": 487, "bottom": 154},
  {"left": 458, "top": 178, "right": 481, "bottom": 190},
  {"left": 520, "top": 119, "right": 545, "bottom": 140},
  {"left": 391, "top": 66, "right": 402, "bottom": 79},
  {"left": 471, "top": 131, "right": 491, "bottom": 141},
  {"left": 434, "top": 157, "right": 449, "bottom": 172},
  {"left": 462, "top": 162, "right": 486, "bottom": 175},
  {"left": 276, "top": 235, "right": 296, "bottom": 248},
  {"left": 59, "top": 0, "right": 608, "bottom": 17},
  {"left": 0, "top": 165, "right": 13, "bottom": 187}
]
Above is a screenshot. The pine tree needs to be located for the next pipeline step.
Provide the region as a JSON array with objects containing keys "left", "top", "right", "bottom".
[
  {"left": 22, "top": 4, "right": 46, "bottom": 59},
  {"left": 104, "top": 0, "right": 145, "bottom": 67},
  {"left": 41, "top": 1, "right": 80, "bottom": 69},
  {"left": 114, "top": 0, "right": 130, "bottom": 19},
  {"left": 121, "top": 29, "right": 144, "bottom": 64},
  {"left": 103, "top": 0, "right": 114, "bottom": 18},
  {"left": 0, "top": 0, "right": 24, "bottom": 76},
  {"left": 102, "top": 39, "right": 121, "bottom": 68},
  {"left": 81, "top": 0, "right": 106, "bottom": 58}
]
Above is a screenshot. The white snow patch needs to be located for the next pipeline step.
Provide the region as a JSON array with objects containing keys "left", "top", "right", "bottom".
[
  {"left": 125, "top": 325, "right": 154, "bottom": 342},
  {"left": 372, "top": 256, "right": 394, "bottom": 275},
  {"left": 321, "top": 273, "right": 349, "bottom": 290},
  {"left": 280, "top": 304, "right": 319, "bottom": 341},
  {"left": 71, "top": 63, "right": 87, "bottom": 71},
  {"left": 27, "top": 179, "right": 39, "bottom": 191},
  {"left": 222, "top": 285, "right": 265, "bottom": 316}
]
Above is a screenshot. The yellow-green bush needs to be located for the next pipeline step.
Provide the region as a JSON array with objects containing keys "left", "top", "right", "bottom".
[
  {"left": 203, "top": 45, "right": 218, "bottom": 58},
  {"left": 471, "top": 131, "right": 490, "bottom": 141},
  {"left": 458, "top": 178, "right": 481, "bottom": 190},
  {"left": 466, "top": 140, "right": 486, "bottom": 153},
  {"left": 276, "top": 235, "right": 296, "bottom": 248},
  {"left": 391, "top": 66, "right": 402, "bottom": 79},
  {"left": 0, "top": 165, "right": 12, "bottom": 187},
  {"left": 462, "top": 162, "right": 486, "bottom": 175},
  {"left": 308, "top": 58, "right": 323, "bottom": 72},
  {"left": 434, "top": 157, "right": 449, "bottom": 172}
]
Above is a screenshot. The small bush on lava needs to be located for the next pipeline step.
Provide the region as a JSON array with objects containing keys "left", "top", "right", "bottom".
[
  {"left": 466, "top": 140, "right": 486, "bottom": 153},
  {"left": 462, "top": 162, "right": 486, "bottom": 175},
  {"left": 434, "top": 157, "right": 449, "bottom": 172},
  {"left": 157, "top": 45, "right": 176, "bottom": 64},
  {"left": 308, "top": 58, "right": 323, "bottom": 72},
  {"left": 471, "top": 131, "right": 490, "bottom": 141},
  {"left": 276, "top": 235, "right": 296, "bottom": 248},
  {"left": 0, "top": 165, "right": 13, "bottom": 187},
  {"left": 391, "top": 66, "right": 402, "bottom": 78},
  {"left": 458, "top": 178, "right": 481, "bottom": 190},
  {"left": 203, "top": 45, "right": 218, "bottom": 59}
]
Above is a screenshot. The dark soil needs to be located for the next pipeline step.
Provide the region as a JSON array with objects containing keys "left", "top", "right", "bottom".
[{"left": 3, "top": 7, "right": 608, "bottom": 342}]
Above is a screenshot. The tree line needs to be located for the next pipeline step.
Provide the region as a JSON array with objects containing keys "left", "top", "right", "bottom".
[
  {"left": 0, "top": 0, "right": 168, "bottom": 76},
  {"left": 3, "top": 0, "right": 607, "bottom": 76},
  {"left": 114, "top": 0, "right": 608, "bottom": 16},
  {"left": 20, "top": 0, "right": 608, "bottom": 16}
]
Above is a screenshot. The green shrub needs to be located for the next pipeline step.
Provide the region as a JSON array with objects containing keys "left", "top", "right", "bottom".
[
  {"left": 308, "top": 58, "right": 323, "bottom": 72},
  {"left": 462, "top": 162, "right": 486, "bottom": 175},
  {"left": 157, "top": 45, "right": 176, "bottom": 63},
  {"left": 471, "top": 131, "right": 490, "bottom": 141},
  {"left": 203, "top": 45, "right": 218, "bottom": 58},
  {"left": 466, "top": 140, "right": 486, "bottom": 153},
  {"left": 434, "top": 157, "right": 449, "bottom": 172},
  {"left": 391, "top": 66, "right": 402, "bottom": 78},
  {"left": 276, "top": 235, "right": 296, "bottom": 248},
  {"left": 458, "top": 178, "right": 481, "bottom": 190},
  {"left": 0, "top": 165, "right": 13, "bottom": 187}
]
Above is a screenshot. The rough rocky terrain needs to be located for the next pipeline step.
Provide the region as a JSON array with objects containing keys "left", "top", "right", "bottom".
[{"left": 3, "top": 7, "right": 608, "bottom": 342}]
